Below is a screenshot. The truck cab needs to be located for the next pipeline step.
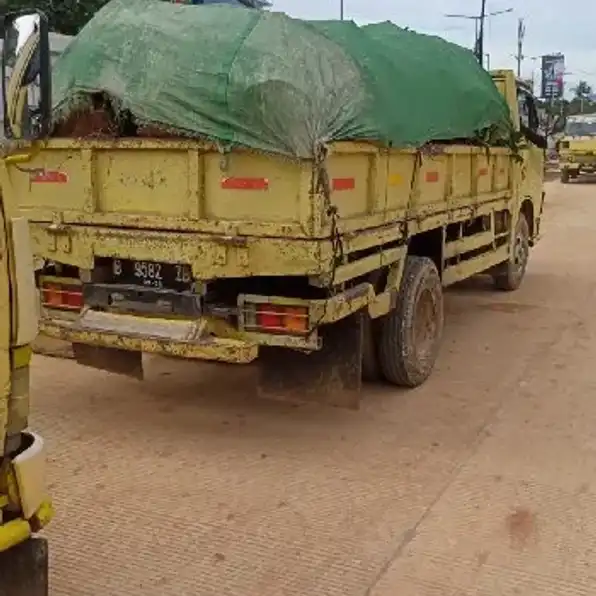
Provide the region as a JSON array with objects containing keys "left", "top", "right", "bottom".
[{"left": 558, "top": 114, "right": 596, "bottom": 182}]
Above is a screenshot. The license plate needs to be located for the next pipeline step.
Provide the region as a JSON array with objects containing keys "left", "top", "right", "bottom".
[{"left": 110, "top": 259, "right": 192, "bottom": 290}]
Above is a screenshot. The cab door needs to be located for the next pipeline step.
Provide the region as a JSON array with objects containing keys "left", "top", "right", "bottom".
[{"left": 517, "top": 86, "right": 546, "bottom": 240}]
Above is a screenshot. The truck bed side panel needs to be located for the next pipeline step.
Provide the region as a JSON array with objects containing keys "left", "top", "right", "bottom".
[{"left": 7, "top": 140, "right": 512, "bottom": 239}]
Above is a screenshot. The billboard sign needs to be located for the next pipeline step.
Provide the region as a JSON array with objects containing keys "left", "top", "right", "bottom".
[{"left": 541, "top": 54, "right": 565, "bottom": 100}]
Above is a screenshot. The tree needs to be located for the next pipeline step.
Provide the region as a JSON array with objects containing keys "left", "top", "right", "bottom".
[
  {"left": 2, "top": 0, "right": 271, "bottom": 36},
  {"left": 574, "top": 80, "right": 593, "bottom": 99},
  {"left": 3, "top": 0, "right": 111, "bottom": 35}
]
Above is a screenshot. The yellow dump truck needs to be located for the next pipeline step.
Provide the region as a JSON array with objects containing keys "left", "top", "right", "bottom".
[
  {"left": 1, "top": 4, "right": 546, "bottom": 409},
  {"left": 558, "top": 114, "right": 596, "bottom": 182}
]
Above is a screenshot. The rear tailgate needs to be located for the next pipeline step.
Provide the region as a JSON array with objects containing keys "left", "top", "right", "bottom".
[{"left": 6, "top": 139, "right": 314, "bottom": 238}]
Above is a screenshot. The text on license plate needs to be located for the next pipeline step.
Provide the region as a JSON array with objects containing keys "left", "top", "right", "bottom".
[{"left": 111, "top": 259, "right": 192, "bottom": 290}]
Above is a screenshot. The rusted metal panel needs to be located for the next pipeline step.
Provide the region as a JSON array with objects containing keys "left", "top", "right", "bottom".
[{"left": 6, "top": 138, "right": 517, "bottom": 241}]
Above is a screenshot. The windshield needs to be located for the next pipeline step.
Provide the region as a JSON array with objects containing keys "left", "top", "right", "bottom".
[{"left": 565, "top": 121, "right": 596, "bottom": 137}]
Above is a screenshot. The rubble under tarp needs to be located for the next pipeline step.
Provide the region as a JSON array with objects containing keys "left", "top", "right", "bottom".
[{"left": 51, "top": 0, "right": 514, "bottom": 157}]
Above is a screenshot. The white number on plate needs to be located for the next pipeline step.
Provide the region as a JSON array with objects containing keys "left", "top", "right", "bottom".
[
  {"left": 134, "top": 261, "right": 162, "bottom": 281},
  {"left": 175, "top": 264, "right": 191, "bottom": 284},
  {"left": 113, "top": 259, "right": 122, "bottom": 276}
]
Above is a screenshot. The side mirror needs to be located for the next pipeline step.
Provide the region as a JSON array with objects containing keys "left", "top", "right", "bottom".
[{"left": 2, "top": 11, "right": 51, "bottom": 140}]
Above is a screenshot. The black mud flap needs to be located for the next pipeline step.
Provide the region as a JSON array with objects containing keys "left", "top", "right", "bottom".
[
  {"left": 32, "top": 335, "right": 75, "bottom": 360},
  {"left": 72, "top": 343, "right": 144, "bottom": 380},
  {"left": 258, "top": 312, "right": 364, "bottom": 409},
  {"left": 0, "top": 538, "right": 49, "bottom": 596}
]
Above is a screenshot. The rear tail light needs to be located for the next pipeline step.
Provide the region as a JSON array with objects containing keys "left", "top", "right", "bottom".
[
  {"left": 245, "top": 303, "right": 309, "bottom": 335},
  {"left": 41, "top": 281, "right": 83, "bottom": 311}
]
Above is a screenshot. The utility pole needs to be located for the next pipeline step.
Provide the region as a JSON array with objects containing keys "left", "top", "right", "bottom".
[
  {"left": 340, "top": 0, "right": 344, "bottom": 20},
  {"left": 477, "top": 0, "right": 487, "bottom": 64},
  {"left": 445, "top": 5, "right": 512, "bottom": 65},
  {"left": 516, "top": 18, "right": 526, "bottom": 78}
]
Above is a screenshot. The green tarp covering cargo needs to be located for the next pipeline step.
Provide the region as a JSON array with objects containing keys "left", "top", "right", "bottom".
[{"left": 52, "top": 0, "right": 514, "bottom": 157}]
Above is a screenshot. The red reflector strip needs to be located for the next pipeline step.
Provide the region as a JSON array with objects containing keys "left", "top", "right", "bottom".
[
  {"left": 332, "top": 177, "right": 355, "bottom": 191},
  {"left": 221, "top": 177, "right": 269, "bottom": 191},
  {"left": 425, "top": 171, "right": 439, "bottom": 183},
  {"left": 478, "top": 168, "right": 489, "bottom": 176},
  {"left": 30, "top": 171, "right": 68, "bottom": 184},
  {"left": 41, "top": 284, "right": 83, "bottom": 311},
  {"left": 250, "top": 303, "right": 309, "bottom": 335}
]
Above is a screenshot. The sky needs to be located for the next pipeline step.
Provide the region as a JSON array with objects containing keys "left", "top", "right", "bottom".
[{"left": 271, "top": 0, "right": 596, "bottom": 97}]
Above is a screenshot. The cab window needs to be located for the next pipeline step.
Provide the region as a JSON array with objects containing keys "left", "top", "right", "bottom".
[{"left": 517, "top": 89, "right": 539, "bottom": 133}]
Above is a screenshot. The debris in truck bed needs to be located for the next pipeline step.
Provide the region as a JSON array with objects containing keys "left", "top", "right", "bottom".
[{"left": 51, "top": 0, "right": 514, "bottom": 157}]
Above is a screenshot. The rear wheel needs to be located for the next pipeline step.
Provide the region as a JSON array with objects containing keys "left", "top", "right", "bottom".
[
  {"left": 377, "top": 256, "right": 444, "bottom": 387},
  {"left": 492, "top": 214, "right": 530, "bottom": 292}
]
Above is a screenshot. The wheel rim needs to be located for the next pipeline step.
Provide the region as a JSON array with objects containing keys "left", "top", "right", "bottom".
[
  {"left": 512, "top": 228, "right": 529, "bottom": 276},
  {"left": 413, "top": 288, "right": 438, "bottom": 361}
]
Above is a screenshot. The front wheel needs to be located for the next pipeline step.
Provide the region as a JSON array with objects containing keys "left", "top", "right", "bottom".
[
  {"left": 560, "top": 168, "right": 570, "bottom": 184},
  {"left": 492, "top": 214, "right": 530, "bottom": 292},
  {"left": 377, "top": 256, "right": 444, "bottom": 387}
]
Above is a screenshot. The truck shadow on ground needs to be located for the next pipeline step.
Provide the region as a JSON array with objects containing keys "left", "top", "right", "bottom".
[
  {"left": 32, "top": 271, "right": 548, "bottom": 448},
  {"left": 87, "top": 278, "right": 534, "bottom": 419}
]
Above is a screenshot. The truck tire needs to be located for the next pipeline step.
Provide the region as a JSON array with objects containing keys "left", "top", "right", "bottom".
[
  {"left": 377, "top": 256, "right": 444, "bottom": 387},
  {"left": 492, "top": 214, "right": 530, "bottom": 292},
  {"left": 560, "top": 168, "right": 570, "bottom": 183}
]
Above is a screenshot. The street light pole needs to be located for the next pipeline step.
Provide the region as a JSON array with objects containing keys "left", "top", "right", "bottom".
[
  {"left": 340, "top": 0, "right": 344, "bottom": 20},
  {"left": 445, "top": 5, "right": 512, "bottom": 66},
  {"left": 477, "top": 0, "right": 487, "bottom": 64}
]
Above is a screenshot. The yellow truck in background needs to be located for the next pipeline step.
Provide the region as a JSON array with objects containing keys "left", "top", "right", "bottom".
[
  {"left": 1, "top": 11, "right": 546, "bottom": 409},
  {"left": 558, "top": 114, "right": 596, "bottom": 183}
]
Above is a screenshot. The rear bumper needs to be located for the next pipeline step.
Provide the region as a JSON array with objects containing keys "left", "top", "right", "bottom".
[
  {"left": 0, "top": 432, "right": 54, "bottom": 554},
  {"left": 39, "top": 283, "right": 375, "bottom": 364},
  {"left": 560, "top": 158, "right": 596, "bottom": 171},
  {"left": 41, "top": 310, "right": 259, "bottom": 364}
]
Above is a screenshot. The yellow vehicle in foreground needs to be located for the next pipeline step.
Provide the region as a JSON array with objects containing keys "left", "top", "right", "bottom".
[
  {"left": 0, "top": 175, "right": 53, "bottom": 595},
  {"left": 558, "top": 114, "right": 596, "bottom": 183},
  {"left": 0, "top": 12, "right": 54, "bottom": 596},
  {"left": 2, "top": 8, "right": 546, "bottom": 410}
]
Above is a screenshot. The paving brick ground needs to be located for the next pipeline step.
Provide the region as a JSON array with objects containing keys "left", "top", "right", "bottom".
[{"left": 32, "top": 180, "right": 596, "bottom": 595}]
